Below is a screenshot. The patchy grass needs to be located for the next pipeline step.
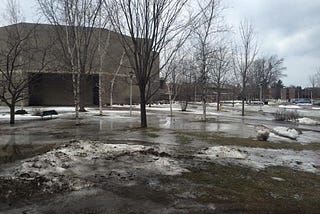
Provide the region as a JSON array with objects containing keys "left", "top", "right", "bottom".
[
  {"left": 160, "top": 162, "right": 320, "bottom": 213},
  {"left": 175, "top": 131, "right": 320, "bottom": 151},
  {"left": 145, "top": 132, "right": 159, "bottom": 138},
  {"left": 127, "top": 127, "right": 161, "bottom": 138},
  {"left": 176, "top": 134, "right": 193, "bottom": 144}
]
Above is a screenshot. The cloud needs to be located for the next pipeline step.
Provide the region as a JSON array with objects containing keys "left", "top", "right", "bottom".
[
  {"left": 224, "top": 0, "right": 320, "bottom": 86},
  {"left": 282, "top": 55, "right": 319, "bottom": 87}
]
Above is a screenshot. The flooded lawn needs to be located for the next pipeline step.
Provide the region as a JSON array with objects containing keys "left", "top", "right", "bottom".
[{"left": 0, "top": 105, "right": 319, "bottom": 213}]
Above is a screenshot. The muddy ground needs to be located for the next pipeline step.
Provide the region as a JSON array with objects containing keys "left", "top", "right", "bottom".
[{"left": 0, "top": 104, "right": 319, "bottom": 213}]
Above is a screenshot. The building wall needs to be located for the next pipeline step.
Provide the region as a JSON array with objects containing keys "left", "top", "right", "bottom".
[
  {"left": 100, "top": 74, "right": 140, "bottom": 105},
  {"left": 29, "top": 73, "right": 96, "bottom": 106},
  {"left": 0, "top": 23, "right": 160, "bottom": 106}
]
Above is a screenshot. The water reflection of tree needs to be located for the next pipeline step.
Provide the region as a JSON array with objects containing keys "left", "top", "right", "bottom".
[{"left": 1, "top": 134, "right": 22, "bottom": 163}]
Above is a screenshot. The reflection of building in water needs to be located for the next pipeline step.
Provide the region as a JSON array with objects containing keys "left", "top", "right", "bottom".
[{"left": 0, "top": 134, "right": 21, "bottom": 163}]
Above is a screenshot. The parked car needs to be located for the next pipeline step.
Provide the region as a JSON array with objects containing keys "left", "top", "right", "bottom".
[{"left": 293, "top": 98, "right": 311, "bottom": 104}]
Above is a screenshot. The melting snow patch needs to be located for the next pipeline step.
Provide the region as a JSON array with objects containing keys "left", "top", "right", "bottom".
[
  {"left": 296, "top": 117, "right": 319, "bottom": 125},
  {"left": 196, "top": 146, "right": 320, "bottom": 174},
  {"left": 279, "top": 105, "right": 301, "bottom": 109},
  {"left": 145, "top": 157, "right": 189, "bottom": 176},
  {"left": 271, "top": 177, "right": 285, "bottom": 182},
  {"left": 272, "top": 127, "right": 299, "bottom": 140},
  {"left": 198, "top": 146, "right": 247, "bottom": 159},
  {"left": 1, "top": 140, "right": 189, "bottom": 191}
]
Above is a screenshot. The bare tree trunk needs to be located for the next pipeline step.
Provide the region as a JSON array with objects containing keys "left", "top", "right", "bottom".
[
  {"left": 168, "top": 83, "right": 173, "bottom": 117},
  {"left": 72, "top": 73, "right": 81, "bottom": 125},
  {"left": 217, "top": 91, "right": 221, "bottom": 111},
  {"left": 79, "top": 77, "right": 87, "bottom": 112},
  {"left": 202, "top": 99, "right": 207, "bottom": 121},
  {"left": 98, "top": 6, "right": 103, "bottom": 116},
  {"left": 202, "top": 61, "right": 207, "bottom": 121},
  {"left": 99, "top": 73, "right": 103, "bottom": 115},
  {"left": 242, "top": 78, "right": 246, "bottom": 116},
  {"left": 140, "top": 90, "right": 147, "bottom": 127},
  {"left": 110, "top": 81, "right": 114, "bottom": 107},
  {"left": 194, "top": 84, "right": 197, "bottom": 102},
  {"left": 241, "top": 100, "right": 245, "bottom": 116},
  {"left": 110, "top": 52, "right": 125, "bottom": 108},
  {"left": 9, "top": 104, "right": 15, "bottom": 125}
]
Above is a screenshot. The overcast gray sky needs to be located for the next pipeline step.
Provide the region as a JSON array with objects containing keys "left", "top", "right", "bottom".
[
  {"left": 224, "top": 0, "right": 320, "bottom": 87},
  {"left": 0, "top": 0, "right": 319, "bottom": 87}
]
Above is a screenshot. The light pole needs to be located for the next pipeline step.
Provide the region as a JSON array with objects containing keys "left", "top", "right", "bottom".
[{"left": 129, "top": 71, "right": 134, "bottom": 116}]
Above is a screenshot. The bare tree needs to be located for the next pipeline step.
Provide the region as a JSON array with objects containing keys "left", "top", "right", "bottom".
[
  {"left": 309, "top": 74, "right": 317, "bottom": 88},
  {"left": 233, "top": 20, "right": 258, "bottom": 116},
  {"left": 308, "top": 67, "right": 320, "bottom": 101},
  {"left": 109, "top": 51, "right": 126, "bottom": 107},
  {"left": 2, "top": 0, "right": 25, "bottom": 24},
  {"left": 210, "top": 45, "right": 231, "bottom": 111},
  {"left": 97, "top": 6, "right": 111, "bottom": 116},
  {"left": 309, "top": 67, "right": 320, "bottom": 88},
  {"left": 0, "top": 0, "right": 50, "bottom": 124},
  {"left": 192, "top": 0, "right": 225, "bottom": 120},
  {"left": 37, "top": 0, "right": 102, "bottom": 124},
  {"left": 248, "top": 55, "right": 286, "bottom": 100},
  {"left": 105, "top": 0, "right": 190, "bottom": 127},
  {"left": 165, "top": 52, "right": 196, "bottom": 113}
]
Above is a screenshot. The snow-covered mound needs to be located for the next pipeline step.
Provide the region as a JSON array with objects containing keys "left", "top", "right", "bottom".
[
  {"left": 296, "top": 117, "right": 319, "bottom": 125},
  {"left": 196, "top": 146, "right": 319, "bottom": 174},
  {"left": 3, "top": 140, "right": 188, "bottom": 182},
  {"left": 272, "top": 127, "right": 299, "bottom": 140}
]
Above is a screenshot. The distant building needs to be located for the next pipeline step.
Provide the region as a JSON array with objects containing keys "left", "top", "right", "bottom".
[
  {"left": 302, "top": 87, "right": 320, "bottom": 100},
  {"left": 277, "top": 86, "right": 320, "bottom": 101},
  {"left": 267, "top": 88, "right": 281, "bottom": 100},
  {"left": 0, "top": 23, "right": 159, "bottom": 106},
  {"left": 280, "top": 87, "right": 301, "bottom": 101}
]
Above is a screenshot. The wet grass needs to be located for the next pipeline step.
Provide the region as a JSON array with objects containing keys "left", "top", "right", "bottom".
[
  {"left": 176, "top": 131, "right": 320, "bottom": 151},
  {"left": 113, "top": 184, "right": 173, "bottom": 205},
  {"left": 160, "top": 162, "right": 320, "bottom": 213},
  {"left": 176, "top": 134, "right": 193, "bottom": 144},
  {"left": 145, "top": 132, "right": 160, "bottom": 138}
]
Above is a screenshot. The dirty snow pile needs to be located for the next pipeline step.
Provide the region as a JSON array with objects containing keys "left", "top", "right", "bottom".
[
  {"left": 196, "top": 146, "right": 320, "bottom": 174},
  {"left": 256, "top": 129, "right": 270, "bottom": 141},
  {"left": 1, "top": 140, "right": 188, "bottom": 191},
  {"left": 296, "top": 117, "right": 320, "bottom": 125},
  {"left": 197, "top": 146, "right": 247, "bottom": 159},
  {"left": 144, "top": 157, "right": 189, "bottom": 176},
  {"left": 272, "top": 127, "right": 300, "bottom": 140}
]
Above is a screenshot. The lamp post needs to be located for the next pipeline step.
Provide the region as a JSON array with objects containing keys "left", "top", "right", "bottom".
[{"left": 129, "top": 71, "right": 134, "bottom": 116}]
